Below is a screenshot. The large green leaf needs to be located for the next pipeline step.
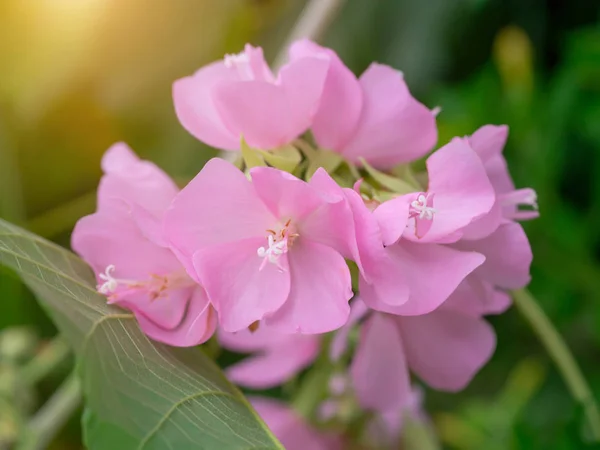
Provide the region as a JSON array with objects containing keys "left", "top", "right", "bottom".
[{"left": 0, "top": 218, "right": 283, "bottom": 450}]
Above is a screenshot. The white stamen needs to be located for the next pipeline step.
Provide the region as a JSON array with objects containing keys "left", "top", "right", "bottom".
[
  {"left": 410, "top": 194, "right": 437, "bottom": 220},
  {"left": 97, "top": 264, "right": 119, "bottom": 294},
  {"left": 224, "top": 52, "right": 249, "bottom": 68},
  {"left": 257, "top": 234, "right": 289, "bottom": 272}
]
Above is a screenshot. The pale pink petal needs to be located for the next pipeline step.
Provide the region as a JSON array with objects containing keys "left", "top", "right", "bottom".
[
  {"left": 117, "top": 286, "right": 190, "bottom": 331},
  {"left": 218, "top": 325, "right": 286, "bottom": 353},
  {"left": 164, "top": 158, "right": 275, "bottom": 274},
  {"left": 369, "top": 242, "right": 485, "bottom": 316},
  {"left": 226, "top": 337, "right": 319, "bottom": 389},
  {"left": 72, "top": 212, "right": 180, "bottom": 280},
  {"left": 459, "top": 201, "right": 503, "bottom": 240},
  {"left": 98, "top": 143, "right": 179, "bottom": 217},
  {"left": 250, "top": 167, "right": 324, "bottom": 222},
  {"left": 304, "top": 170, "right": 361, "bottom": 263},
  {"left": 135, "top": 287, "right": 217, "bottom": 347},
  {"left": 330, "top": 297, "right": 369, "bottom": 362},
  {"left": 373, "top": 196, "right": 411, "bottom": 246},
  {"left": 405, "top": 138, "right": 495, "bottom": 242},
  {"left": 485, "top": 154, "right": 515, "bottom": 196},
  {"left": 289, "top": 39, "right": 363, "bottom": 151},
  {"left": 173, "top": 63, "right": 240, "bottom": 150},
  {"left": 266, "top": 240, "right": 351, "bottom": 334},
  {"left": 342, "top": 189, "right": 410, "bottom": 308},
  {"left": 242, "top": 44, "right": 275, "bottom": 82},
  {"left": 251, "top": 398, "right": 341, "bottom": 450},
  {"left": 454, "top": 222, "right": 532, "bottom": 289},
  {"left": 350, "top": 314, "right": 411, "bottom": 412},
  {"left": 278, "top": 55, "right": 330, "bottom": 143},
  {"left": 213, "top": 81, "right": 292, "bottom": 149},
  {"left": 193, "top": 238, "right": 290, "bottom": 332},
  {"left": 468, "top": 124, "right": 508, "bottom": 162},
  {"left": 400, "top": 309, "right": 496, "bottom": 391},
  {"left": 341, "top": 63, "right": 437, "bottom": 168}
]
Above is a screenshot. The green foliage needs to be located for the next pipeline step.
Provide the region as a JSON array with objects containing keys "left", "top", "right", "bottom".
[{"left": 0, "top": 218, "right": 282, "bottom": 450}]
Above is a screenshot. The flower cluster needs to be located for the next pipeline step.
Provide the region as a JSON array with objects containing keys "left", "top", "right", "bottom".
[{"left": 72, "top": 39, "right": 537, "bottom": 447}]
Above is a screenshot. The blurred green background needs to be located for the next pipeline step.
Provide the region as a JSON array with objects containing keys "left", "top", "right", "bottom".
[{"left": 0, "top": 0, "right": 599, "bottom": 448}]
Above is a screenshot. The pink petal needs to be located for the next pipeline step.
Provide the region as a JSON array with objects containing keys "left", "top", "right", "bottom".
[
  {"left": 406, "top": 138, "right": 495, "bottom": 242},
  {"left": 484, "top": 154, "right": 515, "bottom": 194},
  {"left": 278, "top": 55, "right": 330, "bottom": 142},
  {"left": 468, "top": 124, "right": 508, "bottom": 162},
  {"left": 289, "top": 39, "right": 363, "bottom": 151},
  {"left": 330, "top": 297, "right": 369, "bottom": 362},
  {"left": 251, "top": 398, "right": 340, "bottom": 450},
  {"left": 135, "top": 287, "right": 217, "bottom": 347},
  {"left": 441, "top": 276, "right": 506, "bottom": 317},
  {"left": 213, "top": 56, "right": 327, "bottom": 150},
  {"left": 400, "top": 309, "right": 496, "bottom": 391},
  {"left": 341, "top": 63, "right": 437, "bottom": 168},
  {"left": 118, "top": 286, "right": 190, "bottom": 331},
  {"left": 266, "top": 239, "right": 351, "bottom": 334},
  {"left": 454, "top": 222, "right": 532, "bottom": 289},
  {"left": 72, "top": 211, "right": 180, "bottom": 280},
  {"left": 173, "top": 62, "right": 240, "bottom": 150},
  {"left": 305, "top": 169, "right": 361, "bottom": 263},
  {"left": 193, "top": 237, "right": 291, "bottom": 332},
  {"left": 350, "top": 314, "right": 412, "bottom": 412},
  {"left": 370, "top": 242, "right": 485, "bottom": 316},
  {"left": 342, "top": 189, "right": 410, "bottom": 308},
  {"left": 226, "top": 336, "right": 319, "bottom": 389},
  {"left": 98, "top": 143, "right": 179, "bottom": 217},
  {"left": 250, "top": 167, "right": 324, "bottom": 222},
  {"left": 373, "top": 196, "right": 411, "bottom": 246},
  {"left": 459, "top": 201, "right": 503, "bottom": 240},
  {"left": 218, "top": 324, "right": 285, "bottom": 353},
  {"left": 164, "top": 158, "right": 275, "bottom": 275}
]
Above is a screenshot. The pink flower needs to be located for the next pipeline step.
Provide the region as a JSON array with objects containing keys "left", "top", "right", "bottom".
[
  {"left": 218, "top": 325, "right": 319, "bottom": 389},
  {"left": 461, "top": 125, "right": 539, "bottom": 239},
  {"left": 310, "top": 162, "right": 486, "bottom": 317},
  {"left": 454, "top": 221, "right": 533, "bottom": 291},
  {"left": 173, "top": 43, "right": 329, "bottom": 151},
  {"left": 347, "top": 297, "right": 496, "bottom": 411},
  {"left": 72, "top": 143, "right": 216, "bottom": 347},
  {"left": 164, "top": 158, "right": 355, "bottom": 333},
  {"left": 251, "top": 398, "right": 342, "bottom": 450},
  {"left": 388, "top": 137, "right": 496, "bottom": 243},
  {"left": 290, "top": 39, "right": 438, "bottom": 168}
]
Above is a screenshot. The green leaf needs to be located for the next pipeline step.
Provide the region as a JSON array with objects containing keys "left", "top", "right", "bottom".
[
  {"left": 0, "top": 218, "right": 283, "bottom": 450},
  {"left": 359, "top": 158, "right": 417, "bottom": 194},
  {"left": 306, "top": 150, "right": 344, "bottom": 179},
  {"left": 240, "top": 138, "right": 266, "bottom": 169},
  {"left": 259, "top": 145, "right": 302, "bottom": 173}
]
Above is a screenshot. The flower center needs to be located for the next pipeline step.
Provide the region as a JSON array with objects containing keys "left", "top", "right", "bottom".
[
  {"left": 409, "top": 193, "right": 436, "bottom": 220},
  {"left": 257, "top": 220, "right": 298, "bottom": 272},
  {"left": 97, "top": 265, "right": 192, "bottom": 302}
]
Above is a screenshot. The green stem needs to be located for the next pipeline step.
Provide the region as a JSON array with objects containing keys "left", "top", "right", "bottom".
[
  {"left": 16, "top": 372, "right": 82, "bottom": 450},
  {"left": 22, "top": 338, "right": 71, "bottom": 386},
  {"left": 512, "top": 289, "right": 600, "bottom": 441}
]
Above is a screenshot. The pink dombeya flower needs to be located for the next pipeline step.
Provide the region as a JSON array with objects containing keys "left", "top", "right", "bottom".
[
  {"left": 72, "top": 143, "right": 216, "bottom": 347},
  {"left": 164, "top": 158, "right": 355, "bottom": 334},
  {"left": 218, "top": 325, "right": 319, "bottom": 389},
  {"left": 346, "top": 297, "right": 496, "bottom": 412},
  {"left": 461, "top": 124, "right": 539, "bottom": 239},
  {"left": 290, "top": 39, "right": 438, "bottom": 168},
  {"left": 251, "top": 398, "right": 342, "bottom": 450},
  {"left": 309, "top": 138, "right": 490, "bottom": 316},
  {"left": 173, "top": 43, "right": 328, "bottom": 151}
]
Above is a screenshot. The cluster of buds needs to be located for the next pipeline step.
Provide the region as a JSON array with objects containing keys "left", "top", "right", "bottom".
[{"left": 72, "top": 39, "right": 537, "bottom": 448}]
